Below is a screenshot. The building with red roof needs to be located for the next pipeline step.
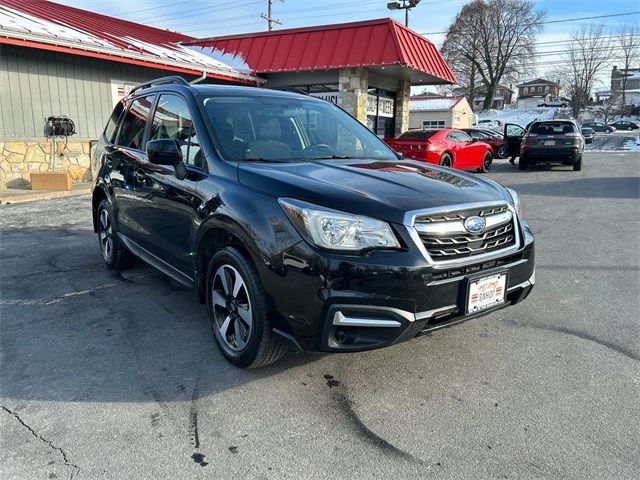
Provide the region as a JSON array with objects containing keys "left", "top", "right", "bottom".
[{"left": 0, "top": 1, "right": 455, "bottom": 188}]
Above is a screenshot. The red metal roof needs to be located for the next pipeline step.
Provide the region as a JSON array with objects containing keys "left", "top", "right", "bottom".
[
  {"left": 0, "top": 0, "right": 256, "bottom": 84},
  {"left": 185, "top": 18, "right": 457, "bottom": 84}
]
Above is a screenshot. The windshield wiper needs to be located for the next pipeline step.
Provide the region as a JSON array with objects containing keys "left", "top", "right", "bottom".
[
  {"left": 306, "top": 155, "right": 352, "bottom": 160},
  {"left": 241, "top": 157, "right": 288, "bottom": 163}
]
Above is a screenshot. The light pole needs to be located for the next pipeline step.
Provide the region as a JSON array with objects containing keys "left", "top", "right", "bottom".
[{"left": 386, "top": 0, "right": 421, "bottom": 27}]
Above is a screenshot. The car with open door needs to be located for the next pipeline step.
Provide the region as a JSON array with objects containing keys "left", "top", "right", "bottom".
[
  {"left": 461, "top": 128, "right": 507, "bottom": 158},
  {"left": 504, "top": 120, "right": 584, "bottom": 171},
  {"left": 384, "top": 128, "right": 494, "bottom": 172}
]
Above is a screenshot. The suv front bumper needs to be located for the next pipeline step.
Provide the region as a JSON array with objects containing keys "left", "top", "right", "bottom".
[{"left": 262, "top": 223, "right": 535, "bottom": 353}]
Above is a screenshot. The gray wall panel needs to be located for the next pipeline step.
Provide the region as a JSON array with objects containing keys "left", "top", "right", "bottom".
[{"left": 0, "top": 44, "right": 206, "bottom": 139}]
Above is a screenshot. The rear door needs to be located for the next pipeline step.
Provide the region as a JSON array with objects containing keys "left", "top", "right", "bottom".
[
  {"left": 109, "top": 94, "right": 157, "bottom": 243},
  {"left": 503, "top": 123, "right": 526, "bottom": 157}
]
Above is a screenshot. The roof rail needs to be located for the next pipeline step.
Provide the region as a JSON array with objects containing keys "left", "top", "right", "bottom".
[{"left": 130, "top": 76, "right": 189, "bottom": 94}]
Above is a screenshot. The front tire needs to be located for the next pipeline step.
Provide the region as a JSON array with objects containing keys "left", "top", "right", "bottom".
[
  {"left": 206, "top": 246, "right": 286, "bottom": 368},
  {"left": 497, "top": 145, "right": 506, "bottom": 158},
  {"left": 477, "top": 151, "right": 493, "bottom": 173},
  {"left": 605, "top": 128, "right": 612, "bottom": 134},
  {"left": 628, "top": 126, "right": 633, "bottom": 131},
  {"left": 96, "top": 199, "right": 135, "bottom": 269}
]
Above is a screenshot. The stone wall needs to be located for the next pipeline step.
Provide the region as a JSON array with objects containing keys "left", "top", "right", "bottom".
[
  {"left": 0, "top": 139, "right": 92, "bottom": 189},
  {"left": 394, "top": 79, "right": 411, "bottom": 136}
]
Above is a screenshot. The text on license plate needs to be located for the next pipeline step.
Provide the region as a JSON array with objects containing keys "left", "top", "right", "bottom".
[
  {"left": 544, "top": 140, "right": 555, "bottom": 145},
  {"left": 467, "top": 273, "right": 507, "bottom": 314}
]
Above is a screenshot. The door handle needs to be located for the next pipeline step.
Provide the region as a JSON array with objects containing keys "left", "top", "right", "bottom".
[{"left": 134, "top": 169, "right": 148, "bottom": 183}]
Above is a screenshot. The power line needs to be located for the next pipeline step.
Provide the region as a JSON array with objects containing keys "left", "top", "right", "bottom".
[
  {"left": 128, "top": 0, "right": 264, "bottom": 23},
  {"left": 135, "top": 0, "right": 375, "bottom": 30},
  {"left": 420, "top": 11, "right": 640, "bottom": 35}
]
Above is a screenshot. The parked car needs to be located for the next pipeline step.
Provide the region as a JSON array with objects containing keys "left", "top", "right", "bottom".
[
  {"left": 582, "top": 122, "right": 616, "bottom": 134},
  {"left": 538, "top": 101, "right": 568, "bottom": 108},
  {"left": 92, "top": 76, "right": 535, "bottom": 368},
  {"left": 608, "top": 120, "right": 639, "bottom": 131},
  {"left": 461, "top": 128, "right": 507, "bottom": 158},
  {"left": 476, "top": 119, "right": 504, "bottom": 132},
  {"left": 581, "top": 126, "right": 594, "bottom": 144},
  {"left": 504, "top": 120, "right": 584, "bottom": 171},
  {"left": 384, "top": 129, "right": 494, "bottom": 172}
]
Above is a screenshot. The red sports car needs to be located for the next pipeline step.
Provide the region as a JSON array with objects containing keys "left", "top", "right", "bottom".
[{"left": 384, "top": 128, "right": 494, "bottom": 172}]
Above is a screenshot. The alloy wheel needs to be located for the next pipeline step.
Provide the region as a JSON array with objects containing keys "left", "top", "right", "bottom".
[
  {"left": 211, "top": 264, "right": 253, "bottom": 351},
  {"left": 99, "top": 209, "right": 113, "bottom": 261}
]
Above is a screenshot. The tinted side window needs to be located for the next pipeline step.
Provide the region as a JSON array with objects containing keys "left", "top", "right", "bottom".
[
  {"left": 150, "top": 94, "right": 203, "bottom": 168},
  {"left": 104, "top": 100, "right": 125, "bottom": 143},
  {"left": 116, "top": 95, "right": 155, "bottom": 150}
]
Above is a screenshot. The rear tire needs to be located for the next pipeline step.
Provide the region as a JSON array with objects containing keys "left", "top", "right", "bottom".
[
  {"left": 96, "top": 199, "right": 135, "bottom": 269},
  {"left": 496, "top": 145, "right": 506, "bottom": 158},
  {"left": 477, "top": 151, "right": 493, "bottom": 173},
  {"left": 439, "top": 153, "right": 453, "bottom": 168},
  {"left": 518, "top": 156, "right": 528, "bottom": 170},
  {"left": 573, "top": 156, "right": 582, "bottom": 171},
  {"left": 206, "top": 246, "right": 286, "bottom": 368}
]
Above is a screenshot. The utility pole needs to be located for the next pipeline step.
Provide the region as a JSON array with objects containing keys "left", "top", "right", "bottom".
[
  {"left": 386, "top": 0, "right": 421, "bottom": 27},
  {"left": 261, "top": 0, "right": 283, "bottom": 31}
]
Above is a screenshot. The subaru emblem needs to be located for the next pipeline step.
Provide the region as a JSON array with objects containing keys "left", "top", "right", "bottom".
[{"left": 464, "top": 216, "right": 486, "bottom": 234}]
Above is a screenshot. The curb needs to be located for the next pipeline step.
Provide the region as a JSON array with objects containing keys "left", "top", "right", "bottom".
[{"left": 0, "top": 186, "right": 91, "bottom": 205}]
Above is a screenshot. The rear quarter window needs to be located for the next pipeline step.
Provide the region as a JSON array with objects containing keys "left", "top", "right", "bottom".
[{"left": 103, "top": 101, "right": 125, "bottom": 143}]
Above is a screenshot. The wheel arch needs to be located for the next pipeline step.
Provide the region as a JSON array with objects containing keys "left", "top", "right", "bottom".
[{"left": 92, "top": 185, "right": 109, "bottom": 233}]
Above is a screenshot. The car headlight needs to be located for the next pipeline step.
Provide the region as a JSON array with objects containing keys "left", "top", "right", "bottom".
[
  {"left": 279, "top": 198, "right": 400, "bottom": 252},
  {"left": 506, "top": 188, "right": 522, "bottom": 217}
]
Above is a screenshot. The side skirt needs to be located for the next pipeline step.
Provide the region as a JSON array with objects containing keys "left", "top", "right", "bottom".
[{"left": 119, "top": 234, "right": 195, "bottom": 289}]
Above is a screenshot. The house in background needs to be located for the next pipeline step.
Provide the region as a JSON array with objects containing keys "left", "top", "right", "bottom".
[
  {"left": 472, "top": 84, "right": 514, "bottom": 110},
  {"left": 516, "top": 78, "right": 561, "bottom": 109},
  {"left": 611, "top": 66, "right": 640, "bottom": 106},
  {"left": 408, "top": 96, "right": 473, "bottom": 130}
]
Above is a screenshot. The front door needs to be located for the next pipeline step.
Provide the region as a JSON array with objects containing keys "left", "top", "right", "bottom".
[
  {"left": 134, "top": 93, "right": 207, "bottom": 278},
  {"left": 504, "top": 124, "right": 526, "bottom": 158}
]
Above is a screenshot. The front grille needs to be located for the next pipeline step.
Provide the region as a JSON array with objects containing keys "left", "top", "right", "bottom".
[{"left": 415, "top": 204, "right": 517, "bottom": 262}]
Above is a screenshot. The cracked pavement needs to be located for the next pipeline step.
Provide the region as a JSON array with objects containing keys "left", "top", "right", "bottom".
[{"left": 1, "top": 152, "right": 639, "bottom": 479}]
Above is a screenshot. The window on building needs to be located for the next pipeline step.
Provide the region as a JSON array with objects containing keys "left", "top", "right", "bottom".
[
  {"left": 150, "top": 94, "right": 203, "bottom": 168},
  {"left": 116, "top": 95, "right": 156, "bottom": 150},
  {"left": 422, "top": 120, "right": 446, "bottom": 129},
  {"left": 537, "top": 86, "right": 543, "bottom": 92}
]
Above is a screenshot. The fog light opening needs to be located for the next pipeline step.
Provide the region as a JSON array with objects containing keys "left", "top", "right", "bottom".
[{"left": 333, "top": 326, "right": 356, "bottom": 345}]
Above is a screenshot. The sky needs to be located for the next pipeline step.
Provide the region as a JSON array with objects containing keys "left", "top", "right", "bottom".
[{"left": 56, "top": 0, "right": 640, "bottom": 90}]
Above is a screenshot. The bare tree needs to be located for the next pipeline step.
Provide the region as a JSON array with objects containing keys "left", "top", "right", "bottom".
[
  {"left": 563, "top": 24, "right": 613, "bottom": 118},
  {"left": 441, "top": 0, "right": 545, "bottom": 111},
  {"left": 617, "top": 23, "right": 640, "bottom": 106}
]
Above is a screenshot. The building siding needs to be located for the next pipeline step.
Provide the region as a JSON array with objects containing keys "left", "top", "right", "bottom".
[{"left": 0, "top": 44, "right": 192, "bottom": 139}]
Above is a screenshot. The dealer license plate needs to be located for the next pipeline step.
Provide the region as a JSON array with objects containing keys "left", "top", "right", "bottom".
[
  {"left": 467, "top": 273, "right": 507, "bottom": 314},
  {"left": 544, "top": 140, "right": 555, "bottom": 146}
]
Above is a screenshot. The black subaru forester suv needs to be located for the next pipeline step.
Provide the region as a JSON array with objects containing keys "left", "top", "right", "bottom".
[{"left": 92, "top": 77, "right": 535, "bottom": 367}]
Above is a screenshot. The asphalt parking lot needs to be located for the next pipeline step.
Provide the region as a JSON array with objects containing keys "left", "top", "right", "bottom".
[
  {"left": 1, "top": 151, "right": 639, "bottom": 480},
  {"left": 585, "top": 131, "right": 638, "bottom": 151}
]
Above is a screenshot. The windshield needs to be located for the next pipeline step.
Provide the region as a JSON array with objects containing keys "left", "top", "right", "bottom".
[{"left": 200, "top": 93, "right": 397, "bottom": 162}]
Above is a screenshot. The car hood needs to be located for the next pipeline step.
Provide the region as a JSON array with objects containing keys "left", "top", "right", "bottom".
[{"left": 238, "top": 159, "right": 511, "bottom": 225}]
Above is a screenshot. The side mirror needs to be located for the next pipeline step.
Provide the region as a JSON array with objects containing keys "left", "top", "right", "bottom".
[{"left": 146, "top": 139, "right": 187, "bottom": 180}]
